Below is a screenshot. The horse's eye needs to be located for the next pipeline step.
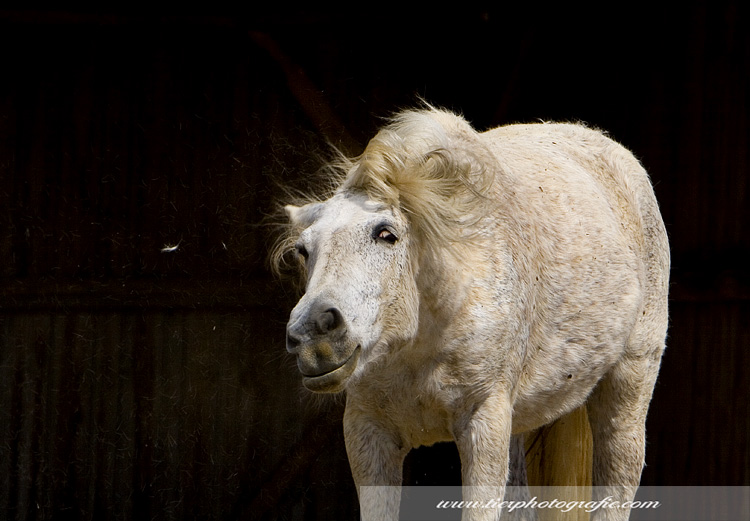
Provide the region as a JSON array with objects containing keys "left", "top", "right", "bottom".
[
  {"left": 375, "top": 226, "right": 398, "bottom": 244},
  {"left": 295, "top": 244, "right": 309, "bottom": 260}
]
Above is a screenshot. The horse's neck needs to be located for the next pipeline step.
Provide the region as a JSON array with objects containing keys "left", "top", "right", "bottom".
[{"left": 415, "top": 246, "right": 476, "bottom": 330}]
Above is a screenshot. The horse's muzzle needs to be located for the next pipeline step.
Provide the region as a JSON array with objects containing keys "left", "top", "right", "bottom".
[{"left": 286, "top": 300, "right": 360, "bottom": 393}]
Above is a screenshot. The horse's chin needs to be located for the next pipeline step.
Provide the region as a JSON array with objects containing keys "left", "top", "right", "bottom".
[{"left": 302, "top": 346, "right": 361, "bottom": 393}]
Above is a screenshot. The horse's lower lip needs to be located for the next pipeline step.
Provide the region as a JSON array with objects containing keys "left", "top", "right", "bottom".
[{"left": 302, "top": 346, "right": 361, "bottom": 393}]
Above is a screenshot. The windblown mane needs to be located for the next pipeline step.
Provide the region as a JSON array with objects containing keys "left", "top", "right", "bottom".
[
  {"left": 271, "top": 107, "right": 495, "bottom": 276},
  {"left": 342, "top": 108, "right": 494, "bottom": 250}
]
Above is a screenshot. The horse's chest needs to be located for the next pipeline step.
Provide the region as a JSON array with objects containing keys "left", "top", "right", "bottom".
[
  {"left": 403, "top": 408, "right": 453, "bottom": 448},
  {"left": 384, "top": 390, "right": 455, "bottom": 448}
]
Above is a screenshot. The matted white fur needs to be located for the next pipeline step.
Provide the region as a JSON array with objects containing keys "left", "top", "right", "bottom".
[{"left": 274, "top": 107, "right": 669, "bottom": 521}]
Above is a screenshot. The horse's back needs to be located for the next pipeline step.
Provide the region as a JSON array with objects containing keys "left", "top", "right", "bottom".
[
  {"left": 479, "top": 122, "right": 669, "bottom": 431},
  {"left": 519, "top": 123, "right": 666, "bottom": 319},
  {"left": 483, "top": 121, "right": 668, "bottom": 299}
]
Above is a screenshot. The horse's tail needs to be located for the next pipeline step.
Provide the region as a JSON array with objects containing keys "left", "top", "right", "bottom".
[{"left": 525, "top": 405, "right": 593, "bottom": 521}]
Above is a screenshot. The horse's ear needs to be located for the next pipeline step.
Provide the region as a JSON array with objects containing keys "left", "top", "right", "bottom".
[
  {"left": 284, "top": 202, "right": 322, "bottom": 227},
  {"left": 284, "top": 205, "right": 302, "bottom": 223}
]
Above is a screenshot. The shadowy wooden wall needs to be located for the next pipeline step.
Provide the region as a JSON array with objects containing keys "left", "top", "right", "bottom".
[{"left": 1, "top": 3, "right": 748, "bottom": 520}]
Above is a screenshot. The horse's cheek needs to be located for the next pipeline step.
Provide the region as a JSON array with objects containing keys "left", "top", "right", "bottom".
[{"left": 384, "top": 258, "right": 419, "bottom": 340}]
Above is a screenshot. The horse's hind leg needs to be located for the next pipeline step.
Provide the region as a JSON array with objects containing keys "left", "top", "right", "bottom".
[
  {"left": 585, "top": 342, "right": 664, "bottom": 521},
  {"left": 503, "top": 434, "right": 538, "bottom": 521}
]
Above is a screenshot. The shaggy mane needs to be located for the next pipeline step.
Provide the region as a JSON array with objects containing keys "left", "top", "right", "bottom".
[{"left": 271, "top": 107, "right": 495, "bottom": 277}]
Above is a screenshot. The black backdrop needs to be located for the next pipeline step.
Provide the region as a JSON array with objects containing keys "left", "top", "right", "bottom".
[{"left": 1, "top": 4, "right": 748, "bottom": 520}]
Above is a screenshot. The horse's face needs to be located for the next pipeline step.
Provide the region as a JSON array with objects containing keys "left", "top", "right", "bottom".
[{"left": 284, "top": 192, "right": 418, "bottom": 393}]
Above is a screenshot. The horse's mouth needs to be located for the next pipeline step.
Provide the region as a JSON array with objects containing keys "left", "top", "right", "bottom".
[{"left": 302, "top": 345, "right": 361, "bottom": 393}]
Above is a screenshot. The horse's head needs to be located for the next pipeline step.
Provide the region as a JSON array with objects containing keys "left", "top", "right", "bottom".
[
  {"left": 283, "top": 191, "right": 419, "bottom": 393},
  {"left": 277, "top": 107, "right": 494, "bottom": 393}
]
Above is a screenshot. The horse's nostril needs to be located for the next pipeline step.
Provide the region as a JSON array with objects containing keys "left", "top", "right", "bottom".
[
  {"left": 286, "top": 330, "right": 302, "bottom": 353},
  {"left": 316, "top": 307, "right": 343, "bottom": 334}
]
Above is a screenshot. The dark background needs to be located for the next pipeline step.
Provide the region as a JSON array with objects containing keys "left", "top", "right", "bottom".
[{"left": 1, "top": 3, "right": 748, "bottom": 520}]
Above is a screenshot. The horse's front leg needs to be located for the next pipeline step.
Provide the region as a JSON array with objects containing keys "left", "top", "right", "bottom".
[
  {"left": 454, "top": 393, "right": 514, "bottom": 521},
  {"left": 343, "top": 405, "right": 406, "bottom": 521}
]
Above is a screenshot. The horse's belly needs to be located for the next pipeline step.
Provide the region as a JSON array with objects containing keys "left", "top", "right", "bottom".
[
  {"left": 511, "top": 378, "right": 600, "bottom": 434},
  {"left": 510, "top": 337, "right": 625, "bottom": 434}
]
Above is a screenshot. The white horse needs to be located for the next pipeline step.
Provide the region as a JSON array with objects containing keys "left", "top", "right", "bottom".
[{"left": 273, "top": 107, "right": 669, "bottom": 520}]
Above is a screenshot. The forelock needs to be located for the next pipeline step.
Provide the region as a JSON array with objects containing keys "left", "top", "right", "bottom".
[{"left": 341, "top": 107, "right": 494, "bottom": 259}]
